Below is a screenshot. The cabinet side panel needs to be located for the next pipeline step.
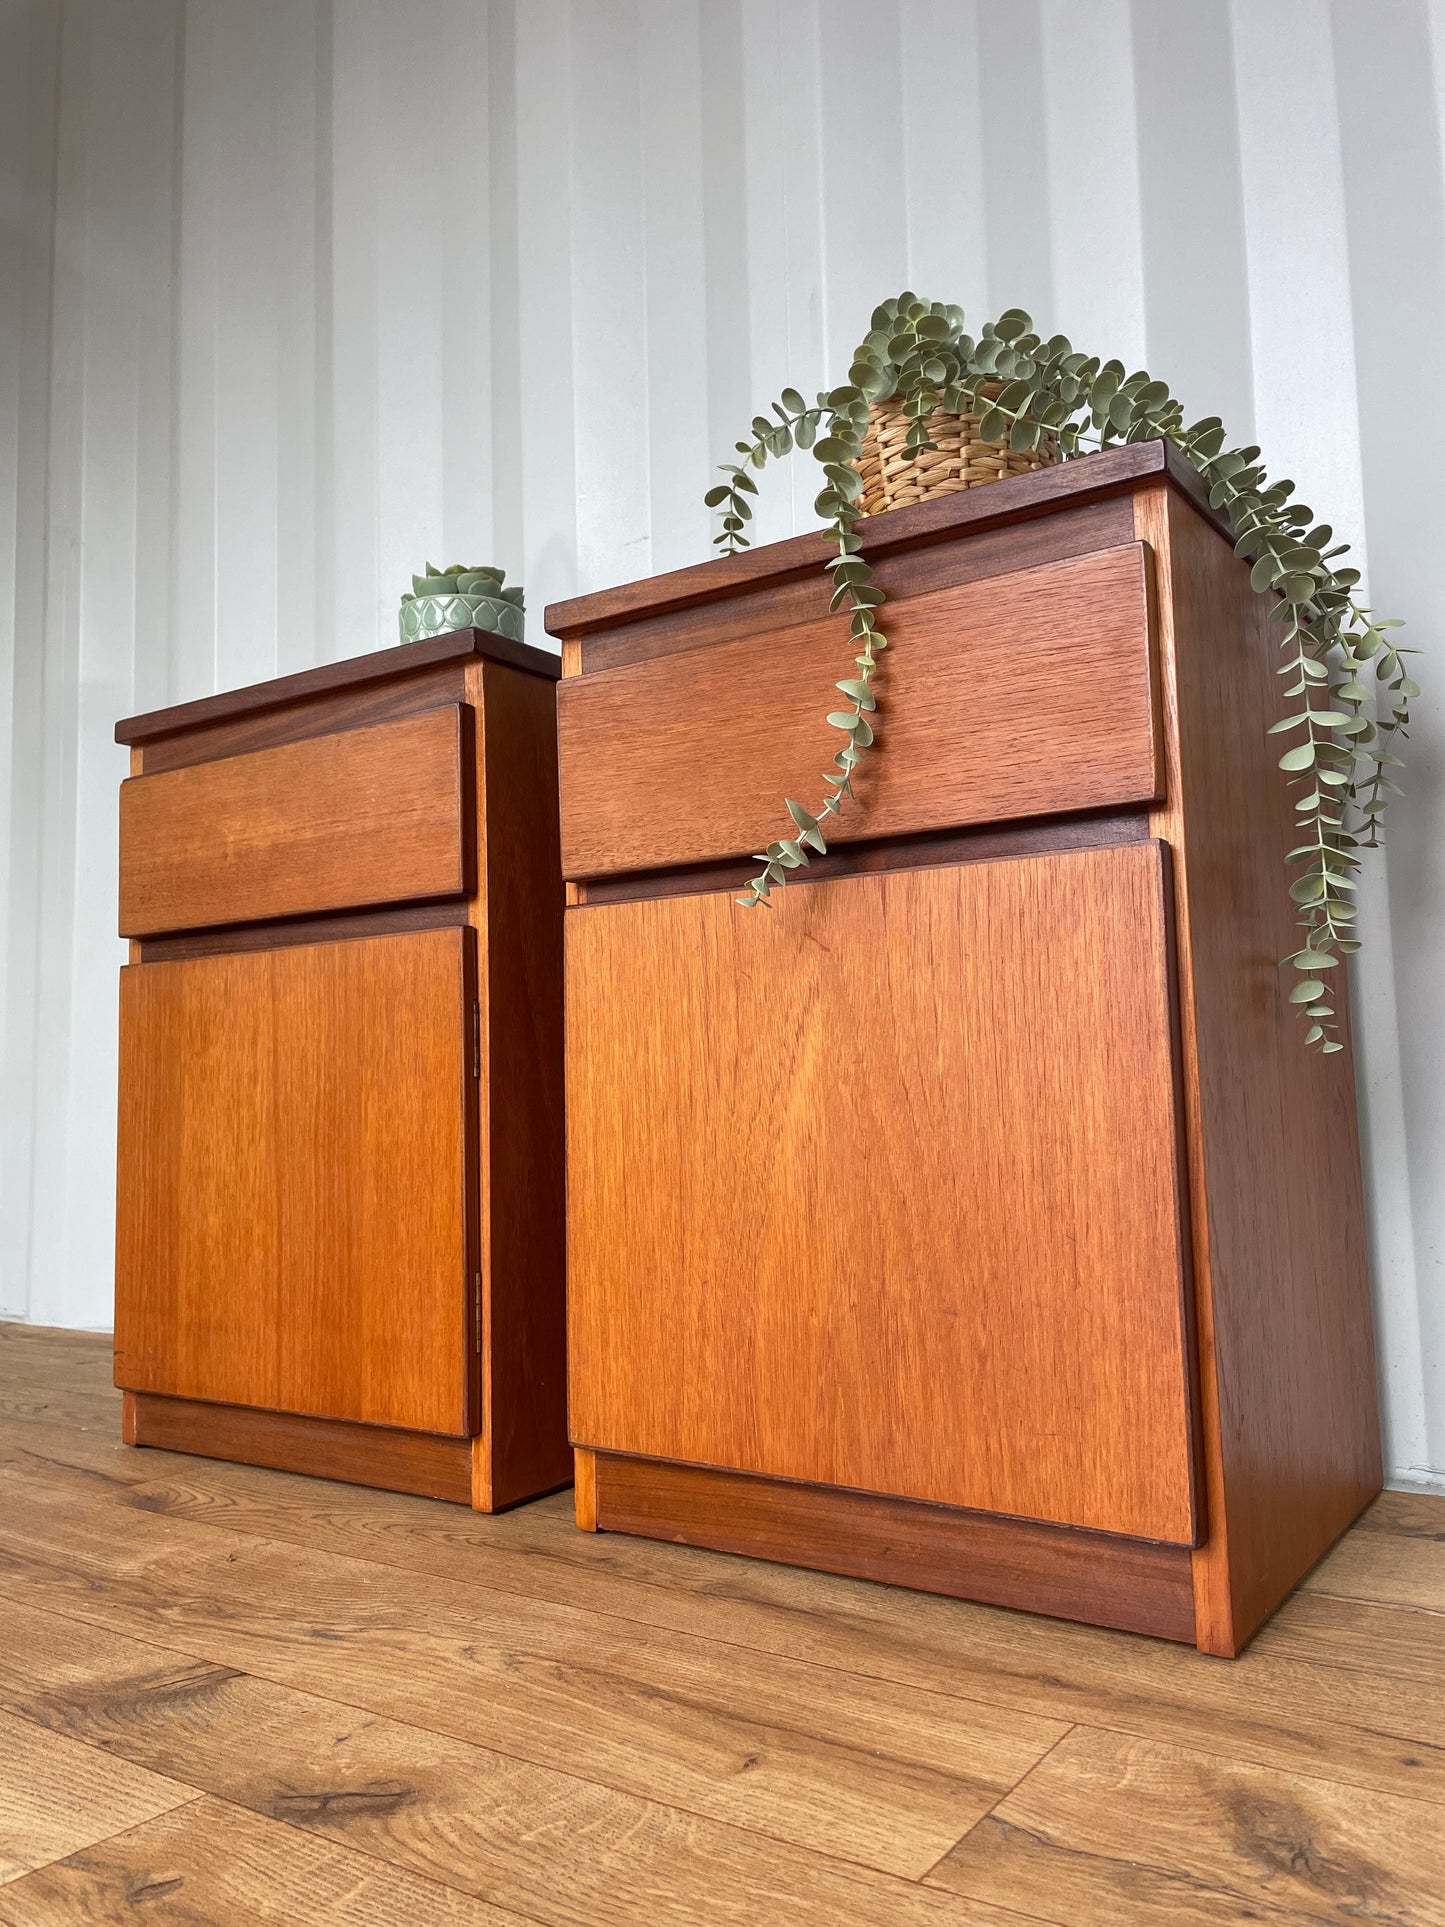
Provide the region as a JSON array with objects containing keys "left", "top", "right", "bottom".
[
  {"left": 567, "top": 846, "right": 1197, "bottom": 1544},
  {"left": 475, "top": 661, "right": 570, "bottom": 1506},
  {"left": 1138, "top": 487, "right": 1382, "bottom": 1652},
  {"left": 114, "top": 928, "right": 472, "bottom": 1434}
]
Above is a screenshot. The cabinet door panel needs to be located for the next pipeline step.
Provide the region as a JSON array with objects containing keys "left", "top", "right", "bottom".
[
  {"left": 566, "top": 843, "right": 1198, "bottom": 1544},
  {"left": 115, "top": 927, "right": 473, "bottom": 1434}
]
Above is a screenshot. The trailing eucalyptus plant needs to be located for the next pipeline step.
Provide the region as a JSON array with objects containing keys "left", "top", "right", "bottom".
[{"left": 706, "top": 293, "right": 1416, "bottom": 1053}]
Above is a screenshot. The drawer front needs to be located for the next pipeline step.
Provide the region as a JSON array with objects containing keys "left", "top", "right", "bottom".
[
  {"left": 566, "top": 841, "right": 1199, "bottom": 1544},
  {"left": 119, "top": 706, "right": 470, "bottom": 935},
  {"left": 557, "top": 543, "right": 1159, "bottom": 879},
  {"left": 114, "top": 927, "right": 474, "bottom": 1434}
]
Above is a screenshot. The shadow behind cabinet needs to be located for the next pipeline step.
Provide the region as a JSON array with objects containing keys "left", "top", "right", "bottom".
[
  {"left": 549, "top": 442, "right": 1383, "bottom": 1656},
  {"left": 113, "top": 630, "right": 569, "bottom": 1512}
]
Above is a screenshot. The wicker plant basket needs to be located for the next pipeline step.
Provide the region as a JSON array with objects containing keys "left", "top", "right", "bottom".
[{"left": 855, "top": 385, "right": 1059, "bottom": 517}]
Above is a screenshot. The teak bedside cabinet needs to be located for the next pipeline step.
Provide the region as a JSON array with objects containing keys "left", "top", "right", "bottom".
[
  {"left": 113, "top": 627, "right": 569, "bottom": 1511},
  {"left": 549, "top": 440, "right": 1383, "bottom": 1657}
]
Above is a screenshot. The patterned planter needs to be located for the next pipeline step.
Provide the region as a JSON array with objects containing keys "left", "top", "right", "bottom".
[{"left": 399, "top": 566, "right": 524, "bottom": 645}]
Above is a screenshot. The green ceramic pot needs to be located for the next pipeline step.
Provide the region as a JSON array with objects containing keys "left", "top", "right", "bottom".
[{"left": 398, "top": 565, "right": 525, "bottom": 645}]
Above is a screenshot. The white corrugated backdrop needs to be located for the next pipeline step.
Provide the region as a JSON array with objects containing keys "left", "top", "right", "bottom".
[{"left": 1, "top": 0, "right": 1441, "bottom": 1491}]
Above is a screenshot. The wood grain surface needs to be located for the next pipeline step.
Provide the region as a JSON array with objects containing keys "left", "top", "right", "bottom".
[
  {"left": 1301, "top": 1489, "right": 1445, "bottom": 1613},
  {"left": 0, "top": 1797, "right": 530, "bottom": 1925},
  {"left": 1135, "top": 486, "right": 1382, "bottom": 1654},
  {"left": 125, "top": 1393, "right": 475, "bottom": 1503},
  {"left": 3, "top": 1386, "right": 1440, "bottom": 1811},
  {"left": 593, "top": 1453, "right": 1197, "bottom": 1640},
  {"left": 1253, "top": 1588, "right": 1445, "bottom": 1685},
  {"left": 567, "top": 843, "right": 1198, "bottom": 1543},
  {"left": 557, "top": 543, "right": 1161, "bottom": 877},
  {"left": 573, "top": 1447, "right": 598, "bottom": 1530},
  {"left": 0, "top": 1329, "right": 1441, "bottom": 1926},
  {"left": 929, "top": 1725, "right": 1445, "bottom": 1925},
  {"left": 576, "top": 495, "right": 1135, "bottom": 675},
  {"left": 0, "top": 1590, "right": 1040, "bottom": 1927},
  {"left": 0, "top": 1705, "right": 189, "bottom": 1886},
  {"left": 0, "top": 1477, "right": 1069, "bottom": 1883},
  {"left": 577, "top": 809, "right": 1151, "bottom": 910},
  {"left": 135, "top": 896, "right": 474, "bottom": 964},
  {"left": 114, "top": 927, "right": 474, "bottom": 1434},
  {"left": 119, "top": 706, "right": 470, "bottom": 935},
  {"left": 468, "top": 661, "right": 571, "bottom": 1510},
  {"left": 132, "top": 662, "right": 472, "bottom": 776}
]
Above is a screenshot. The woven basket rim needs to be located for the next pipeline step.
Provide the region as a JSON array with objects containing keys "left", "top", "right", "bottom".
[{"left": 855, "top": 384, "right": 1059, "bottom": 518}]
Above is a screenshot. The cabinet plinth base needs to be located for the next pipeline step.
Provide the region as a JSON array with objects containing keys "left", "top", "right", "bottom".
[
  {"left": 123, "top": 1389, "right": 482, "bottom": 1507},
  {"left": 588, "top": 1450, "right": 1199, "bottom": 1645}
]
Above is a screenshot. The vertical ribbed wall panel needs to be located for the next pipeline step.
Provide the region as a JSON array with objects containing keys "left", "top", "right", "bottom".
[{"left": 0, "top": 0, "right": 1440, "bottom": 1490}]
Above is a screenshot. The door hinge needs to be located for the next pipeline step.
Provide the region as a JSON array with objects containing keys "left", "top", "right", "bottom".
[
  {"left": 471, "top": 999, "right": 481, "bottom": 1079},
  {"left": 474, "top": 1271, "right": 482, "bottom": 1353}
]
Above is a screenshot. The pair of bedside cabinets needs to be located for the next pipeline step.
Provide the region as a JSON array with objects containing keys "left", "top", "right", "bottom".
[{"left": 114, "top": 441, "right": 1382, "bottom": 1656}]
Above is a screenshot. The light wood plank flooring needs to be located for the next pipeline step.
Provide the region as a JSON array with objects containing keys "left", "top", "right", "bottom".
[{"left": 0, "top": 1321, "right": 1440, "bottom": 1925}]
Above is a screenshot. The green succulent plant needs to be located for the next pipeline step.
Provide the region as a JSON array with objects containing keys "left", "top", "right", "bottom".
[
  {"left": 398, "top": 562, "right": 525, "bottom": 645},
  {"left": 705, "top": 293, "right": 1416, "bottom": 1055}
]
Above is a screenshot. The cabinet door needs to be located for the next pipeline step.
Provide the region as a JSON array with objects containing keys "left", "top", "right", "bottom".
[
  {"left": 115, "top": 927, "right": 474, "bottom": 1434},
  {"left": 567, "top": 842, "right": 1199, "bottom": 1544}
]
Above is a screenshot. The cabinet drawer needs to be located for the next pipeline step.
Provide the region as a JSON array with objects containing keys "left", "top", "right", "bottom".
[
  {"left": 557, "top": 543, "right": 1160, "bottom": 879},
  {"left": 119, "top": 706, "right": 471, "bottom": 935},
  {"left": 566, "top": 842, "right": 1198, "bottom": 1544}
]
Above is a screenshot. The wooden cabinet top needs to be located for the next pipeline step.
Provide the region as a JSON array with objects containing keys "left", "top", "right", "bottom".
[
  {"left": 115, "top": 624, "right": 559, "bottom": 748},
  {"left": 544, "top": 439, "right": 1225, "bottom": 643}
]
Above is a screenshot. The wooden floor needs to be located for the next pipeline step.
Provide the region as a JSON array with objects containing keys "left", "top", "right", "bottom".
[{"left": 0, "top": 1327, "right": 1440, "bottom": 1926}]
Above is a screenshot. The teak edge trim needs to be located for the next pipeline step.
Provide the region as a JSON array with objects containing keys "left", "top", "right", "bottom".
[
  {"left": 588, "top": 1449, "right": 1197, "bottom": 1644},
  {"left": 123, "top": 1389, "right": 476, "bottom": 1506},
  {"left": 116, "top": 626, "right": 561, "bottom": 746},
  {"left": 544, "top": 440, "right": 1226, "bottom": 640}
]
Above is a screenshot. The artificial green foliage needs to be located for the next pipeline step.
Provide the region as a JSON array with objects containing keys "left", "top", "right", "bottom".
[
  {"left": 706, "top": 293, "right": 1416, "bottom": 1053},
  {"left": 398, "top": 562, "right": 525, "bottom": 645}
]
